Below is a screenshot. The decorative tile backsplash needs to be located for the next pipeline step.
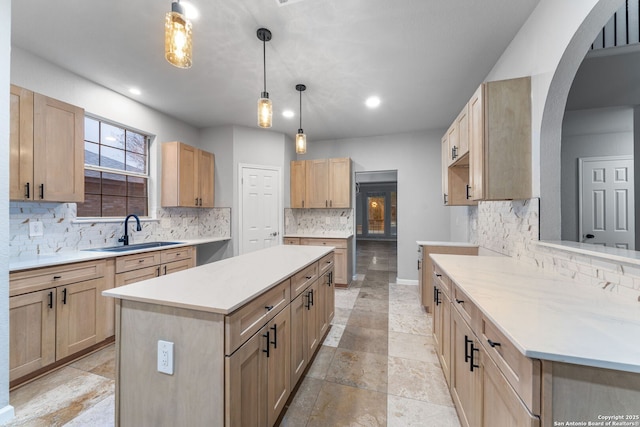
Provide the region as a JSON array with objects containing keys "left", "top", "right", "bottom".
[
  {"left": 285, "top": 208, "right": 354, "bottom": 235},
  {"left": 9, "top": 202, "right": 231, "bottom": 257},
  {"left": 477, "top": 198, "right": 640, "bottom": 299}
]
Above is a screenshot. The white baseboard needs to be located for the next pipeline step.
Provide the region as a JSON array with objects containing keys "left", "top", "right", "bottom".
[
  {"left": 0, "top": 404, "right": 15, "bottom": 424},
  {"left": 395, "top": 278, "right": 418, "bottom": 286}
]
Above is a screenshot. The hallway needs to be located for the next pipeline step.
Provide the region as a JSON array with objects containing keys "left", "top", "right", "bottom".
[
  {"left": 280, "top": 240, "right": 460, "bottom": 426},
  {"left": 3, "top": 241, "right": 460, "bottom": 426}
]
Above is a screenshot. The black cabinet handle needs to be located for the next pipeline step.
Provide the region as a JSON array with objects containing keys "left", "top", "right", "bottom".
[
  {"left": 488, "top": 339, "right": 501, "bottom": 348},
  {"left": 443, "top": 193, "right": 448, "bottom": 204},
  {"left": 62, "top": 288, "right": 67, "bottom": 305},
  {"left": 470, "top": 344, "right": 480, "bottom": 372},
  {"left": 451, "top": 145, "right": 458, "bottom": 160},
  {"left": 39, "top": 184, "right": 44, "bottom": 199},
  {"left": 464, "top": 335, "right": 472, "bottom": 363},
  {"left": 263, "top": 331, "right": 270, "bottom": 358},
  {"left": 53, "top": 275, "right": 62, "bottom": 280},
  {"left": 456, "top": 299, "right": 465, "bottom": 304},
  {"left": 305, "top": 293, "right": 311, "bottom": 310},
  {"left": 434, "top": 287, "right": 441, "bottom": 306},
  {"left": 195, "top": 198, "right": 199, "bottom": 206},
  {"left": 156, "top": 267, "right": 161, "bottom": 277},
  {"left": 302, "top": 200, "right": 304, "bottom": 208},
  {"left": 306, "top": 276, "right": 312, "bottom": 280},
  {"left": 270, "top": 324, "right": 277, "bottom": 349},
  {"left": 466, "top": 185, "right": 471, "bottom": 200},
  {"left": 309, "top": 289, "right": 314, "bottom": 306},
  {"left": 48, "top": 291, "right": 53, "bottom": 309},
  {"left": 163, "top": 265, "right": 167, "bottom": 275},
  {"left": 417, "top": 260, "right": 420, "bottom": 270},
  {"left": 435, "top": 273, "right": 442, "bottom": 277},
  {"left": 265, "top": 305, "right": 273, "bottom": 311},
  {"left": 325, "top": 200, "right": 328, "bottom": 207},
  {"left": 25, "top": 182, "right": 30, "bottom": 199}
]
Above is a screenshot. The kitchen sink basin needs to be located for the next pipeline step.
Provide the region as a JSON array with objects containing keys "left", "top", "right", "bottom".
[{"left": 84, "top": 241, "right": 184, "bottom": 253}]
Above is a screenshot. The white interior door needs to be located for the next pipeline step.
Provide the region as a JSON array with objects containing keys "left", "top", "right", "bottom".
[
  {"left": 579, "top": 156, "right": 634, "bottom": 249},
  {"left": 240, "top": 165, "right": 281, "bottom": 254}
]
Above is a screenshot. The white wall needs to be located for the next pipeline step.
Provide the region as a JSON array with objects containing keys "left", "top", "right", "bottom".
[
  {"left": 561, "top": 107, "right": 634, "bottom": 241},
  {"left": 299, "top": 130, "right": 449, "bottom": 282},
  {"left": 0, "top": 0, "right": 13, "bottom": 421}
]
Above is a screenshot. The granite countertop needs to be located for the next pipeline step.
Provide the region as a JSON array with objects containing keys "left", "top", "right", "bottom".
[
  {"left": 9, "top": 237, "right": 230, "bottom": 272},
  {"left": 430, "top": 254, "right": 640, "bottom": 373},
  {"left": 416, "top": 240, "right": 478, "bottom": 247},
  {"left": 285, "top": 233, "right": 354, "bottom": 239},
  {"left": 104, "top": 245, "right": 333, "bottom": 315}
]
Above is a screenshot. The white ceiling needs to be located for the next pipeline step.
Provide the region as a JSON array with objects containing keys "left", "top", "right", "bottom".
[{"left": 11, "top": 0, "right": 541, "bottom": 142}]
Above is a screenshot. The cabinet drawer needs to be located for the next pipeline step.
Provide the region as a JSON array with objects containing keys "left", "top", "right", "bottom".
[
  {"left": 115, "top": 252, "right": 162, "bottom": 273},
  {"left": 160, "top": 246, "right": 192, "bottom": 264},
  {"left": 115, "top": 265, "right": 160, "bottom": 287},
  {"left": 299, "top": 238, "right": 347, "bottom": 249},
  {"left": 162, "top": 259, "right": 192, "bottom": 275},
  {"left": 318, "top": 252, "right": 334, "bottom": 275},
  {"left": 432, "top": 264, "right": 450, "bottom": 297},
  {"left": 452, "top": 284, "right": 479, "bottom": 329},
  {"left": 10, "top": 260, "right": 105, "bottom": 296},
  {"left": 480, "top": 314, "right": 541, "bottom": 414},
  {"left": 284, "top": 238, "right": 300, "bottom": 245},
  {"left": 291, "top": 263, "right": 319, "bottom": 299},
  {"left": 225, "top": 279, "right": 290, "bottom": 356}
]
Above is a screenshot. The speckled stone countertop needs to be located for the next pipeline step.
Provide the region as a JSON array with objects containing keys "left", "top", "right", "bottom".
[
  {"left": 431, "top": 254, "right": 640, "bottom": 373},
  {"left": 104, "top": 245, "right": 333, "bottom": 315},
  {"left": 9, "top": 237, "right": 230, "bottom": 272}
]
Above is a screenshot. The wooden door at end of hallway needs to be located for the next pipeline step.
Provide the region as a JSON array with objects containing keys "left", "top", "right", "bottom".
[{"left": 240, "top": 165, "right": 281, "bottom": 255}]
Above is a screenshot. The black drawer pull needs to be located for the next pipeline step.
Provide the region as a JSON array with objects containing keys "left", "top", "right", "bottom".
[
  {"left": 39, "top": 184, "right": 44, "bottom": 199},
  {"left": 48, "top": 291, "right": 53, "bottom": 309},
  {"left": 62, "top": 288, "right": 67, "bottom": 305},
  {"left": 470, "top": 344, "right": 480, "bottom": 372},
  {"left": 263, "top": 331, "right": 270, "bottom": 358},
  {"left": 456, "top": 299, "right": 464, "bottom": 304},
  {"left": 488, "top": 339, "right": 501, "bottom": 348},
  {"left": 265, "top": 305, "right": 274, "bottom": 311},
  {"left": 53, "top": 275, "right": 62, "bottom": 280},
  {"left": 25, "top": 182, "right": 30, "bottom": 199},
  {"left": 270, "top": 324, "right": 277, "bottom": 349},
  {"left": 434, "top": 287, "right": 441, "bottom": 306},
  {"left": 138, "top": 259, "right": 145, "bottom": 263},
  {"left": 464, "top": 335, "right": 472, "bottom": 363},
  {"left": 306, "top": 276, "right": 312, "bottom": 280}
]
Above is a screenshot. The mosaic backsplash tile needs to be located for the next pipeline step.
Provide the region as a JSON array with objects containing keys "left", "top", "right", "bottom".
[
  {"left": 285, "top": 208, "right": 354, "bottom": 235},
  {"left": 9, "top": 202, "right": 231, "bottom": 257}
]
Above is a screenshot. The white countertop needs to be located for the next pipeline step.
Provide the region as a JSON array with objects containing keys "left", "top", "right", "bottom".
[
  {"left": 430, "top": 254, "right": 640, "bottom": 373},
  {"left": 285, "top": 233, "right": 354, "bottom": 239},
  {"left": 104, "top": 245, "right": 333, "bottom": 315},
  {"left": 537, "top": 240, "right": 640, "bottom": 266},
  {"left": 416, "top": 240, "right": 478, "bottom": 247},
  {"left": 9, "top": 237, "right": 230, "bottom": 272}
]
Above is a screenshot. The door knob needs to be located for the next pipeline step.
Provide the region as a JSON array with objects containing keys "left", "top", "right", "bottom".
[
  {"left": 270, "top": 232, "right": 278, "bottom": 237},
  {"left": 584, "top": 234, "right": 595, "bottom": 239}
]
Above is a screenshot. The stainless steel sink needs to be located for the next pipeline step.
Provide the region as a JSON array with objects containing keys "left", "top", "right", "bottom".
[{"left": 84, "top": 241, "right": 184, "bottom": 253}]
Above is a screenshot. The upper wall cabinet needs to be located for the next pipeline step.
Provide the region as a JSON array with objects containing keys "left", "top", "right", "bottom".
[
  {"left": 161, "top": 141, "right": 215, "bottom": 208},
  {"left": 442, "top": 76, "right": 531, "bottom": 204},
  {"left": 468, "top": 76, "right": 531, "bottom": 201},
  {"left": 290, "top": 157, "right": 352, "bottom": 209},
  {"left": 10, "top": 85, "right": 85, "bottom": 202}
]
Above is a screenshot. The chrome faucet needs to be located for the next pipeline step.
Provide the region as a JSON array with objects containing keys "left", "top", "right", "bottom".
[{"left": 119, "top": 214, "right": 142, "bottom": 246}]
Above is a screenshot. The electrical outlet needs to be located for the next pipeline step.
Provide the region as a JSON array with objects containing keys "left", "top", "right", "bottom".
[
  {"left": 29, "top": 221, "right": 44, "bottom": 237},
  {"left": 157, "top": 340, "right": 174, "bottom": 375}
]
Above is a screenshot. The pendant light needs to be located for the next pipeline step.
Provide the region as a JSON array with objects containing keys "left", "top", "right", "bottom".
[
  {"left": 257, "top": 28, "right": 273, "bottom": 128},
  {"left": 165, "top": 0, "right": 193, "bottom": 68},
  {"left": 295, "top": 84, "right": 307, "bottom": 154}
]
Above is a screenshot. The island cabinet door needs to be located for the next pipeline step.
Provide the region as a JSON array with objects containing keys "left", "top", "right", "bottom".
[
  {"left": 56, "top": 278, "right": 101, "bottom": 360},
  {"left": 306, "top": 280, "right": 321, "bottom": 356},
  {"left": 267, "top": 307, "right": 291, "bottom": 427},
  {"left": 225, "top": 327, "right": 268, "bottom": 427},
  {"left": 290, "top": 291, "right": 309, "bottom": 387}
]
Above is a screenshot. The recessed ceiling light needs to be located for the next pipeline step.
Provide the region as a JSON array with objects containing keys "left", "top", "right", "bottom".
[
  {"left": 365, "top": 96, "right": 381, "bottom": 108},
  {"left": 283, "top": 110, "right": 295, "bottom": 118},
  {"left": 129, "top": 88, "right": 142, "bottom": 96}
]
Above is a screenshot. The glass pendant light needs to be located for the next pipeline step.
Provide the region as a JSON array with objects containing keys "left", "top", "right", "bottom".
[
  {"left": 165, "top": 0, "right": 193, "bottom": 68},
  {"left": 257, "top": 28, "right": 273, "bottom": 128},
  {"left": 295, "top": 84, "right": 307, "bottom": 154}
]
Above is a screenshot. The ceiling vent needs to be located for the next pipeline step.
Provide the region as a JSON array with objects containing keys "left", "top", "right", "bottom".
[{"left": 275, "top": 0, "right": 308, "bottom": 7}]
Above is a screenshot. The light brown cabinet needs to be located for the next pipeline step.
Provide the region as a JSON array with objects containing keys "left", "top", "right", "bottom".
[
  {"left": 447, "top": 105, "right": 470, "bottom": 167},
  {"left": 468, "top": 77, "right": 531, "bottom": 201},
  {"left": 9, "top": 260, "right": 110, "bottom": 384},
  {"left": 432, "top": 265, "right": 452, "bottom": 387},
  {"left": 442, "top": 111, "right": 474, "bottom": 206},
  {"left": 161, "top": 141, "right": 215, "bottom": 208},
  {"left": 10, "top": 84, "right": 84, "bottom": 202},
  {"left": 290, "top": 157, "right": 352, "bottom": 209},
  {"left": 298, "top": 237, "right": 352, "bottom": 287},
  {"left": 114, "top": 246, "right": 195, "bottom": 286}
]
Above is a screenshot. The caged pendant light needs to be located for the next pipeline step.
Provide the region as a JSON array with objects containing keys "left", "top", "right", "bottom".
[
  {"left": 295, "top": 84, "right": 307, "bottom": 154},
  {"left": 257, "top": 28, "right": 273, "bottom": 128},
  {"left": 165, "top": 0, "right": 193, "bottom": 68}
]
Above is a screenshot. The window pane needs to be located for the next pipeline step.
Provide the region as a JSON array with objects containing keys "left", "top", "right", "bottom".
[
  {"left": 85, "top": 170, "right": 101, "bottom": 194},
  {"left": 101, "top": 123, "right": 125, "bottom": 150},
  {"left": 85, "top": 142, "right": 100, "bottom": 167},
  {"left": 126, "top": 131, "right": 146, "bottom": 154},
  {"left": 127, "top": 176, "right": 147, "bottom": 197},
  {"left": 102, "top": 173, "right": 126, "bottom": 196},
  {"left": 85, "top": 117, "right": 99, "bottom": 143},
  {"left": 126, "top": 152, "right": 146, "bottom": 174},
  {"left": 128, "top": 197, "right": 148, "bottom": 216},
  {"left": 102, "top": 195, "right": 127, "bottom": 217},
  {"left": 100, "top": 145, "right": 125, "bottom": 169},
  {"left": 77, "top": 194, "right": 101, "bottom": 217}
]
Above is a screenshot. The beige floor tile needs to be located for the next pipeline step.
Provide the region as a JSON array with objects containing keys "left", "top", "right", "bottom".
[
  {"left": 62, "top": 395, "right": 115, "bottom": 427},
  {"left": 332, "top": 307, "right": 352, "bottom": 326},
  {"left": 323, "top": 324, "right": 345, "bottom": 347},
  {"left": 352, "top": 297, "right": 389, "bottom": 314},
  {"left": 338, "top": 326, "right": 388, "bottom": 355},
  {"left": 387, "top": 356, "right": 454, "bottom": 407},
  {"left": 347, "top": 309, "right": 388, "bottom": 331},
  {"left": 388, "top": 312, "right": 432, "bottom": 336},
  {"left": 69, "top": 345, "right": 116, "bottom": 380},
  {"left": 306, "top": 345, "right": 337, "bottom": 380},
  {"left": 388, "top": 300, "right": 427, "bottom": 317},
  {"left": 325, "top": 348, "right": 388, "bottom": 393},
  {"left": 387, "top": 395, "right": 461, "bottom": 427},
  {"left": 307, "top": 382, "right": 387, "bottom": 427},
  {"left": 388, "top": 331, "right": 437, "bottom": 362},
  {"left": 280, "top": 376, "right": 324, "bottom": 426}
]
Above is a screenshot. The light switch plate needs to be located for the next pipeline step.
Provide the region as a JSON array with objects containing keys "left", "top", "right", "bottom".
[
  {"left": 157, "top": 340, "right": 174, "bottom": 375},
  {"left": 29, "top": 221, "right": 44, "bottom": 237}
]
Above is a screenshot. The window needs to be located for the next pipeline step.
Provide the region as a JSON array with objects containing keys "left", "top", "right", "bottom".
[{"left": 76, "top": 117, "right": 149, "bottom": 217}]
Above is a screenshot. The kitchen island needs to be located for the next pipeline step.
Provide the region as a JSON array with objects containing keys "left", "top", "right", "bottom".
[{"left": 104, "top": 244, "right": 335, "bottom": 426}]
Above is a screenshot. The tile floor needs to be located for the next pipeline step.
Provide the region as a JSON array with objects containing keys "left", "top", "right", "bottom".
[{"left": 2, "top": 240, "right": 460, "bottom": 427}]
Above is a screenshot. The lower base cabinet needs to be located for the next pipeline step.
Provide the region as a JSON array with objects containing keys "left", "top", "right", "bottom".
[{"left": 287, "top": 237, "right": 352, "bottom": 287}]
